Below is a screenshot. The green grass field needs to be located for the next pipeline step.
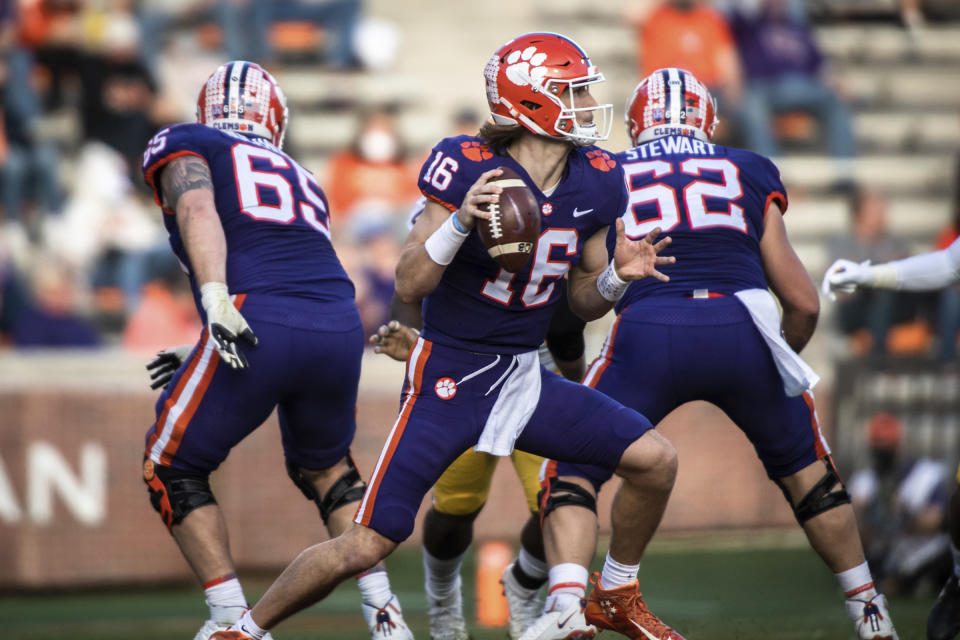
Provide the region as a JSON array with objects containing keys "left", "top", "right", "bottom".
[{"left": 1, "top": 537, "right": 935, "bottom": 640}]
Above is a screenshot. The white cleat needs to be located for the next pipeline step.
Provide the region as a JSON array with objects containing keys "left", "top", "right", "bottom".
[
  {"left": 426, "top": 578, "right": 470, "bottom": 640},
  {"left": 193, "top": 620, "right": 274, "bottom": 640},
  {"left": 364, "top": 595, "right": 415, "bottom": 640},
  {"left": 845, "top": 594, "right": 899, "bottom": 640},
  {"left": 501, "top": 563, "right": 543, "bottom": 640},
  {"left": 194, "top": 620, "right": 230, "bottom": 640},
  {"left": 518, "top": 598, "right": 596, "bottom": 640}
]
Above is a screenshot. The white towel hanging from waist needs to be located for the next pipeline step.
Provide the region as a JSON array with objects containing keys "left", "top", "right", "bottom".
[
  {"left": 475, "top": 350, "right": 541, "bottom": 456},
  {"left": 733, "top": 288, "right": 820, "bottom": 396}
]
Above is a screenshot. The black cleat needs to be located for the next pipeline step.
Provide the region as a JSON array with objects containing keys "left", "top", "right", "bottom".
[{"left": 928, "top": 574, "right": 960, "bottom": 640}]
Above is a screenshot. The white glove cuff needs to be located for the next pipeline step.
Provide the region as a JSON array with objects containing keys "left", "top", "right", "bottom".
[
  {"left": 424, "top": 213, "right": 469, "bottom": 266},
  {"left": 868, "top": 264, "right": 898, "bottom": 289},
  {"left": 199, "top": 281, "right": 230, "bottom": 310},
  {"left": 597, "top": 259, "right": 629, "bottom": 302}
]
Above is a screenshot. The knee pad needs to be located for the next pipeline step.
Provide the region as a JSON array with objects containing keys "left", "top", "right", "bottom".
[
  {"left": 423, "top": 506, "right": 483, "bottom": 559},
  {"left": 286, "top": 455, "right": 366, "bottom": 524},
  {"left": 776, "top": 457, "right": 851, "bottom": 525},
  {"left": 537, "top": 476, "right": 597, "bottom": 527},
  {"left": 142, "top": 459, "right": 217, "bottom": 531}
]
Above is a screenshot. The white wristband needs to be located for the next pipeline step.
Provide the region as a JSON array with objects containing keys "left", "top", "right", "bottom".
[
  {"left": 597, "top": 259, "right": 628, "bottom": 302},
  {"left": 424, "top": 213, "right": 469, "bottom": 266},
  {"left": 199, "top": 281, "right": 230, "bottom": 310}
]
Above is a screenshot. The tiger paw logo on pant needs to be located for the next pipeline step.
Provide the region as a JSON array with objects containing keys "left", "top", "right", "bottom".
[{"left": 435, "top": 377, "right": 457, "bottom": 400}]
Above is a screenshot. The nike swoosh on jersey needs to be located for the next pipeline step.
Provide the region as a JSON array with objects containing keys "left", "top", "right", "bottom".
[
  {"left": 629, "top": 618, "right": 661, "bottom": 640},
  {"left": 573, "top": 208, "right": 594, "bottom": 217}
]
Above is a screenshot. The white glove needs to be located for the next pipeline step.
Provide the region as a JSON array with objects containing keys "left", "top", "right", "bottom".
[
  {"left": 146, "top": 344, "right": 194, "bottom": 390},
  {"left": 200, "top": 282, "right": 258, "bottom": 369},
  {"left": 821, "top": 259, "right": 873, "bottom": 300}
]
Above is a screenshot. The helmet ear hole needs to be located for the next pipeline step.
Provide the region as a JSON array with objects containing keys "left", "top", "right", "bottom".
[{"left": 520, "top": 100, "right": 541, "bottom": 111}]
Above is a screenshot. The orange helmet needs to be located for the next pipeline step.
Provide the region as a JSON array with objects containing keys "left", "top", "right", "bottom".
[
  {"left": 196, "top": 61, "right": 289, "bottom": 148},
  {"left": 484, "top": 32, "right": 612, "bottom": 146},
  {"left": 626, "top": 67, "right": 717, "bottom": 146}
]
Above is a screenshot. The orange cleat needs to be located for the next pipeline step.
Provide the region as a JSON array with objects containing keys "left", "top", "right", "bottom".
[{"left": 584, "top": 573, "right": 685, "bottom": 640}]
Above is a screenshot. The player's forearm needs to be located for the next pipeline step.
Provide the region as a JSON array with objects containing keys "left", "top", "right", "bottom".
[
  {"left": 568, "top": 275, "right": 616, "bottom": 322},
  {"left": 780, "top": 305, "right": 818, "bottom": 353},
  {"left": 873, "top": 244, "right": 960, "bottom": 291},
  {"left": 177, "top": 192, "right": 227, "bottom": 286},
  {"left": 394, "top": 245, "right": 447, "bottom": 303}
]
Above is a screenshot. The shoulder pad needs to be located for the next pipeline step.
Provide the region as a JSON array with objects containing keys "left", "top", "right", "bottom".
[{"left": 418, "top": 136, "right": 500, "bottom": 212}]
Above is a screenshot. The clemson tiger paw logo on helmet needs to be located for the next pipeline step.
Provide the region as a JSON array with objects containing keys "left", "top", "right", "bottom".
[
  {"left": 505, "top": 46, "right": 549, "bottom": 87},
  {"left": 460, "top": 141, "right": 493, "bottom": 162},
  {"left": 586, "top": 150, "right": 616, "bottom": 172}
]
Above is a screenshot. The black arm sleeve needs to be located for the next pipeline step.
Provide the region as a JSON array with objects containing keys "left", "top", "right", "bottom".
[
  {"left": 546, "top": 286, "right": 586, "bottom": 363},
  {"left": 390, "top": 292, "right": 424, "bottom": 330}
]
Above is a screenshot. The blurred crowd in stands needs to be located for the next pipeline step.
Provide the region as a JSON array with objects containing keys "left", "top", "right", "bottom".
[
  {"left": 850, "top": 411, "right": 954, "bottom": 596},
  {"left": 0, "top": 0, "right": 958, "bottom": 364},
  {"left": 0, "top": 0, "right": 406, "bottom": 351},
  {"left": 630, "top": 0, "right": 960, "bottom": 363}
]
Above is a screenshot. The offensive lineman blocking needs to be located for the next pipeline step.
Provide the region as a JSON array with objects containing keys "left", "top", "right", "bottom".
[
  {"left": 535, "top": 68, "right": 899, "bottom": 640},
  {"left": 139, "top": 61, "right": 412, "bottom": 640}
]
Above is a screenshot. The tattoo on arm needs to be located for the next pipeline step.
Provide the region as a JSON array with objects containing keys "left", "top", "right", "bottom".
[{"left": 160, "top": 156, "right": 214, "bottom": 211}]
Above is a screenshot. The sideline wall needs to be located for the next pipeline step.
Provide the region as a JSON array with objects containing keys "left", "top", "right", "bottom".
[{"left": 0, "top": 355, "right": 810, "bottom": 588}]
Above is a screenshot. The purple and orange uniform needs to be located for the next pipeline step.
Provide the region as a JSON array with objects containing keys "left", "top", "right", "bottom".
[
  {"left": 556, "top": 135, "right": 830, "bottom": 489},
  {"left": 141, "top": 123, "right": 362, "bottom": 474},
  {"left": 354, "top": 136, "right": 655, "bottom": 542}
]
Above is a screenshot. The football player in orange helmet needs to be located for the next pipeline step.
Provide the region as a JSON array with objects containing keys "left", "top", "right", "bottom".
[
  {"left": 212, "top": 33, "right": 679, "bottom": 640},
  {"left": 540, "top": 66, "right": 899, "bottom": 640},
  {"left": 141, "top": 61, "right": 412, "bottom": 640}
]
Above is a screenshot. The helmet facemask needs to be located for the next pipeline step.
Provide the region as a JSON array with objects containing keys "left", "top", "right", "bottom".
[{"left": 542, "top": 73, "right": 613, "bottom": 146}]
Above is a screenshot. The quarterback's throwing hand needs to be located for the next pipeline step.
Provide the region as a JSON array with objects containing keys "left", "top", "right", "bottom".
[
  {"left": 821, "top": 258, "right": 871, "bottom": 300},
  {"left": 457, "top": 168, "right": 504, "bottom": 229},
  {"left": 369, "top": 320, "right": 419, "bottom": 362},
  {"left": 146, "top": 344, "right": 193, "bottom": 389},
  {"left": 612, "top": 219, "right": 675, "bottom": 282},
  {"left": 200, "top": 282, "right": 258, "bottom": 369}
]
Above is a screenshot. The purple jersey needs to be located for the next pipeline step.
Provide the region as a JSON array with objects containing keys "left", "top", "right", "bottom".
[
  {"left": 418, "top": 135, "right": 627, "bottom": 353},
  {"left": 612, "top": 136, "right": 787, "bottom": 310},
  {"left": 141, "top": 123, "right": 355, "bottom": 317}
]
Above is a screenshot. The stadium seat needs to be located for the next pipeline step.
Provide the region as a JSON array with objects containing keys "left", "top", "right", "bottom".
[{"left": 269, "top": 21, "right": 323, "bottom": 55}]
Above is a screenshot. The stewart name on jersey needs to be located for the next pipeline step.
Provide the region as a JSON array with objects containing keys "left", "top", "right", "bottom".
[
  {"left": 612, "top": 135, "right": 788, "bottom": 311},
  {"left": 141, "top": 123, "right": 354, "bottom": 316},
  {"left": 418, "top": 135, "right": 627, "bottom": 354}
]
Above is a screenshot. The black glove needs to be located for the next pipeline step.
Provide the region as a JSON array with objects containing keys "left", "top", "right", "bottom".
[{"left": 146, "top": 345, "right": 194, "bottom": 390}]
